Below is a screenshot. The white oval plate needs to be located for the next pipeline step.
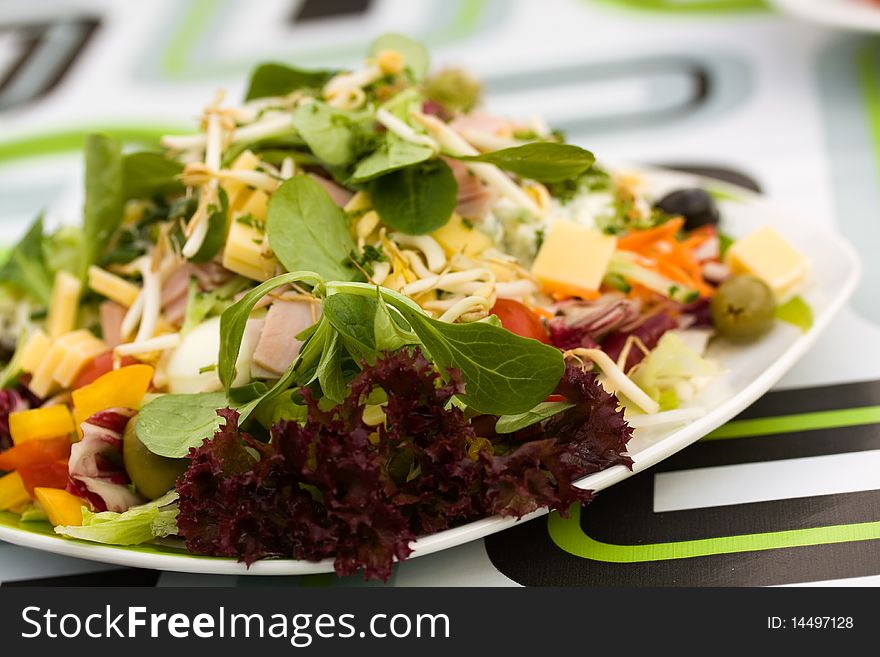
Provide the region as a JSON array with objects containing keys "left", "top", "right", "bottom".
[
  {"left": 0, "top": 166, "right": 861, "bottom": 575},
  {"left": 770, "top": 0, "right": 880, "bottom": 33}
]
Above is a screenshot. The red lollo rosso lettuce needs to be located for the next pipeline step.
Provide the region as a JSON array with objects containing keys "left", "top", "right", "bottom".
[{"left": 175, "top": 348, "right": 632, "bottom": 581}]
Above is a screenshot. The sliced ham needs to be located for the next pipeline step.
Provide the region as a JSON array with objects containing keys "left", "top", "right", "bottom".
[
  {"left": 445, "top": 157, "right": 497, "bottom": 219},
  {"left": 161, "top": 264, "right": 191, "bottom": 326},
  {"left": 190, "top": 261, "right": 232, "bottom": 290},
  {"left": 308, "top": 173, "right": 354, "bottom": 207},
  {"left": 449, "top": 110, "right": 514, "bottom": 137},
  {"left": 99, "top": 301, "right": 127, "bottom": 348},
  {"left": 252, "top": 299, "right": 320, "bottom": 378},
  {"left": 161, "top": 263, "right": 191, "bottom": 307}
]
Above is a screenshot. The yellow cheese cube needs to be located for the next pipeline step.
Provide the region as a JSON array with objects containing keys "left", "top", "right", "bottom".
[
  {"left": 530, "top": 220, "right": 617, "bottom": 297},
  {"left": 46, "top": 271, "right": 82, "bottom": 339},
  {"left": 432, "top": 214, "right": 492, "bottom": 258},
  {"left": 725, "top": 225, "right": 809, "bottom": 300},
  {"left": 222, "top": 219, "right": 278, "bottom": 281},
  {"left": 19, "top": 329, "right": 51, "bottom": 374},
  {"left": 9, "top": 405, "right": 75, "bottom": 444},
  {"left": 237, "top": 189, "right": 269, "bottom": 222},
  {"left": 223, "top": 150, "right": 261, "bottom": 209},
  {"left": 344, "top": 190, "right": 372, "bottom": 214},
  {"left": 88, "top": 266, "right": 139, "bottom": 307},
  {"left": 28, "top": 330, "right": 95, "bottom": 398},
  {"left": 54, "top": 336, "right": 108, "bottom": 388}
]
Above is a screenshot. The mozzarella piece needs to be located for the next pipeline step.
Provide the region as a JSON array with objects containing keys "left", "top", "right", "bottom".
[
  {"left": 530, "top": 219, "right": 617, "bottom": 297},
  {"left": 724, "top": 226, "right": 809, "bottom": 300},
  {"left": 165, "top": 316, "right": 254, "bottom": 394}
]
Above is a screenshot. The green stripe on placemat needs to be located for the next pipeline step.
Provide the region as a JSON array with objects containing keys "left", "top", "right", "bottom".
[
  {"left": 548, "top": 505, "right": 880, "bottom": 563},
  {"left": 705, "top": 406, "right": 880, "bottom": 440}
]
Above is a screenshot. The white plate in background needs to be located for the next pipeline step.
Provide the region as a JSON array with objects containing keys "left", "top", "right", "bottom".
[{"left": 771, "top": 0, "right": 880, "bottom": 33}]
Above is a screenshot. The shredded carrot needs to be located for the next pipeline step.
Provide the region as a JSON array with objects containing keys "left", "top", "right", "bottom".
[
  {"left": 617, "top": 218, "right": 714, "bottom": 298},
  {"left": 526, "top": 303, "right": 555, "bottom": 320},
  {"left": 617, "top": 218, "right": 684, "bottom": 252},
  {"left": 680, "top": 225, "right": 716, "bottom": 252}
]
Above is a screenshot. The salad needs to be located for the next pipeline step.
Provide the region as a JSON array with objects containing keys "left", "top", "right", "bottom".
[{"left": 0, "top": 34, "right": 812, "bottom": 580}]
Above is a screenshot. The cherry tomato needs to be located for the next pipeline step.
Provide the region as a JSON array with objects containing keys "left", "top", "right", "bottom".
[
  {"left": 490, "top": 299, "right": 550, "bottom": 343},
  {"left": 72, "top": 351, "right": 138, "bottom": 389}
]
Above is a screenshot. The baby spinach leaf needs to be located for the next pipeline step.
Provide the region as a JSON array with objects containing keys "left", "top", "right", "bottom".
[
  {"left": 324, "top": 282, "right": 565, "bottom": 415},
  {"left": 252, "top": 391, "right": 308, "bottom": 429},
  {"left": 122, "top": 152, "right": 184, "bottom": 199},
  {"left": 350, "top": 134, "right": 434, "bottom": 183},
  {"left": 244, "top": 63, "right": 335, "bottom": 101},
  {"left": 316, "top": 332, "right": 347, "bottom": 404},
  {"left": 374, "top": 295, "right": 418, "bottom": 352},
  {"left": 188, "top": 189, "right": 228, "bottom": 263},
  {"left": 266, "top": 176, "right": 361, "bottom": 282},
  {"left": 0, "top": 215, "right": 53, "bottom": 305},
  {"left": 136, "top": 391, "right": 228, "bottom": 458},
  {"left": 455, "top": 142, "right": 595, "bottom": 183},
  {"left": 369, "top": 33, "right": 429, "bottom": 80},
  {"left": 495, "top": 401, "right": 575, "bottom": 434},
  {"left": 369, "top": 159, "right": 457, "bottom": 235},
  {"left": 82, "top": 133, "right": 125, "bottom": 277},
  {"left": 218, "top": 270, "right": 323, "bottom": 393},
  {"left": 322, "top": 293, "right": 378, "bottom": 362},
  {"left": 292, "top": 101, "right": 361, "bottom": 167},
  {"left": 398, "top": 309, "right": 564, "bottom": 415},
  {"left": 294, "top": 316, "right": 333, "bottom": 386}
]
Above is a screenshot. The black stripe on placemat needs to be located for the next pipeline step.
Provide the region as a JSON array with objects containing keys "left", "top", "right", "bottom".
[
  {"left": 733, "top": 379, "right": 880, "bottom": 420},
  {"left": 663, "top": 422, "right": 880, "bottom": 472},
  {"left": 2, "top": 568, "right": 161, "bottom": 587},
  {"left": 292, "top": 0, "right": 373, "bottom": 23}
]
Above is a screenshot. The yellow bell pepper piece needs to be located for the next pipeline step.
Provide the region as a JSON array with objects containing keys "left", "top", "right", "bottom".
[
  {"left": 0, "top": 471, "right": 31, "bottom": 512},
  {"left": 34, "top": 488, "right": 84, "bottom": 527},
  {"left": 72, "top": 364, "right": 154, "bottom": 429},
  {"left": 9, "top": 405, "right": 75, "bottom": 445}
]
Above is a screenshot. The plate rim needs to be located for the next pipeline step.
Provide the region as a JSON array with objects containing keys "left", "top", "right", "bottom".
[{"left": 0, "top": 165, "right": 863, "bottom": 576}]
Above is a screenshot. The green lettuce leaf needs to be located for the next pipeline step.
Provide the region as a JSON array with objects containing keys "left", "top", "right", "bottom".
[{"left": 54, "top": 491, "right": 179, "bottom": 546}]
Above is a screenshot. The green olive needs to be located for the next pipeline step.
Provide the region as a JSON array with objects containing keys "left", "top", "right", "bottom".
[
  {"left": 123, "top": 415, "right": 189, "bottom": 500},
  {"left": 710, "top": 274, "right": 776, "bottom": 341}
]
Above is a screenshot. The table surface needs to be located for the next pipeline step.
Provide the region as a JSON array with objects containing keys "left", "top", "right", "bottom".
[{"left": 1, "top": 0, "right": 879, "bottom": 587}]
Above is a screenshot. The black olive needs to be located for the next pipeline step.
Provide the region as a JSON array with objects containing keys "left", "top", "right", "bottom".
[{"left": 654, "top": 188, "right": 720, "bottom": 231}]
